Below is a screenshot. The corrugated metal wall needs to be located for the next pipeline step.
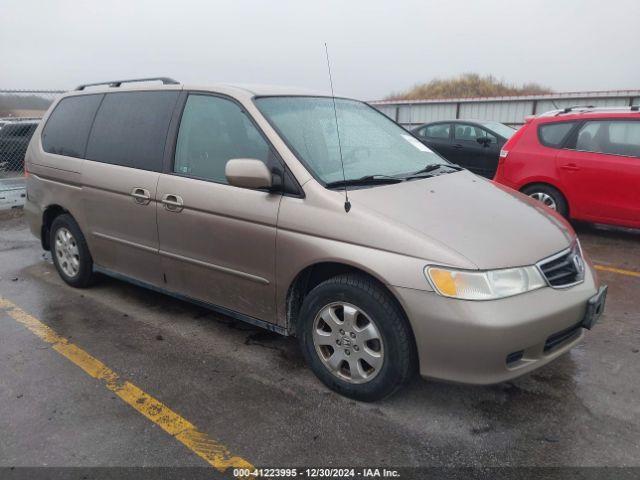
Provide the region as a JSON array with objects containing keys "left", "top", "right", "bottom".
[
  {"left": 458, "top": 101, "right": 533, "bottom": 125},
  {"left": 401, "top": 103, "right": 458, "bottom": 124},
  {"left": 370, "top": 90, "right": 640, "bottom": 129},
  {"left": 534, "top": 96, "right": 631, "bottom": 113}
]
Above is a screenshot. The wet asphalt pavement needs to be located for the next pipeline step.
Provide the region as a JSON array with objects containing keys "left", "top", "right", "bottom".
[{"left": 0, "top": 209, "right": 639, "bottom": 471}]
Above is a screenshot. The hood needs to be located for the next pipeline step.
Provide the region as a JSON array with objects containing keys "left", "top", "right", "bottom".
[{"left": 346, "top": 171, "right": 575, "bottom": 270}]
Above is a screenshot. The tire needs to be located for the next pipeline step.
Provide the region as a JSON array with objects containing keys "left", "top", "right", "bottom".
[
  {"left": 522, "top": 183, "right": 569, "bottom": 218},
  {"left": 297, "top": 273, "right": 416, "bottom": 401},
  {"left": 50, "top": 214, "right": 96, "bottom": 288}
]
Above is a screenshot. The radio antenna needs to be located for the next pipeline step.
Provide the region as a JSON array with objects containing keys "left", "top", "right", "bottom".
[{"left": 324, "top": 42, "right": 351, "bottom": 213}]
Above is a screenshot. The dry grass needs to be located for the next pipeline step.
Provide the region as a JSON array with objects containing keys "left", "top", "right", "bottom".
[{"left": 386, "top": 73, "right": 552, "bottom": 100}]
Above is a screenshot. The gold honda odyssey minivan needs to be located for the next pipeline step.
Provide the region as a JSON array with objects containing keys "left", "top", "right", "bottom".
[{"left": 24, "top": 78, "right": 607, "bottom": 401}]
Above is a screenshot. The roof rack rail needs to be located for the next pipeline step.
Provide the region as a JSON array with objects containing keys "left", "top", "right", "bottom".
[
  {"left": 559, "top": 105, "right": 595, "bottom": 114},
  {"left": 75, "top": 77, "right": 179, "bottom": 91},
  {"left": 538, "top": 105, "right": 640, "bottom": 118},
  {"left": 546, "top": 105, "right": 640, "bottom": 116}
]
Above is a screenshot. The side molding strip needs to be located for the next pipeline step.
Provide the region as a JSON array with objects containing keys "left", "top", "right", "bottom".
[
  {"left": 92, "top": 231, "right": 158, "bottom": 254},
  {"left": 93, "top": 265, "right": 286, "bottom": 335},
  {"left": 159, "top": 249, "right": 270, "bottom": 285}
]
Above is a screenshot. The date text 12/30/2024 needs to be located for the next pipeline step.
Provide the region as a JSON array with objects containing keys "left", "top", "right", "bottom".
[{"left": 233, "top": 468, "right": 401, "bottom": 478}]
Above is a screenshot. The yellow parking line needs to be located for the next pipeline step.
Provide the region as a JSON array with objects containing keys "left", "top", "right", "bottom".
[
  {"left": 0, "top": 297, "right": 253, "bottom": 475},
  {"left": 594, "top": 264, "right": 640, "bottom": 278}
]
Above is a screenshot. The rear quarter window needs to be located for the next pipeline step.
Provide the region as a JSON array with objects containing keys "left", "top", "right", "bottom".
[
  {"left": 42, "top": 94, "right": 104, "bottom": 158},
  {"left": 538, "top": 122, "right": 575, "bottom": 148},
  {"left": 85, "top": 91, "right": 179, "bottom": 171}
]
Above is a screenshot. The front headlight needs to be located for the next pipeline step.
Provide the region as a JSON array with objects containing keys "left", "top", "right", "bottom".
[{"left": 425, "top": 265, "right": 546, "bottom": 300}]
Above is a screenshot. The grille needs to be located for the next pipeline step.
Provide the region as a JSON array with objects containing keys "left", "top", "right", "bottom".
[
  {"left": 544, "top": 322, "right": 582, "bottom": 352},
  {"left": 537, "top": 244, "right": 585, "bottom": 288}
]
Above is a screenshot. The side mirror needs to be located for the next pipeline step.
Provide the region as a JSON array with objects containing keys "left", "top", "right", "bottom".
[
  {"left": 225, "top": 159, "right": 273, "bottom": 190},
  {"left": 476, "top": 137, "right": 491, "bottom": 147}
]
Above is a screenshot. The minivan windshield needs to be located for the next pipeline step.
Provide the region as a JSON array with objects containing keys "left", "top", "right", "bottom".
[{"left": 255, "top": 96, "right": 447, "bottom": 185}]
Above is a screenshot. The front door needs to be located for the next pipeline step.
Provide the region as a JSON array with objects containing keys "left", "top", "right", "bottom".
[
  {"left": 451, "top": 123, "right": 498, "bottom": 177},
  {"left": 557, "top": 119, "right": 640, "bottom": 227},
  {"left": 156, "top": 93, "right": 282, "bottom": 322}
]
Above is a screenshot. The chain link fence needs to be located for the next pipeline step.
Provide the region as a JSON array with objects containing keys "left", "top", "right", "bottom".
[{"left": 0, "top": 90, "right": 63, "bottom": 179}]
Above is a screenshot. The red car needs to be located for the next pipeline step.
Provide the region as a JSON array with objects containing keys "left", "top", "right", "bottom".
[{"left": 494, "top": 107, "right": 640, "bottom": 229}]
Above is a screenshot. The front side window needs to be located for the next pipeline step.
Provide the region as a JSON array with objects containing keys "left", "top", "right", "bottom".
[
  {"left": 538, "top": 122, "right": 575, "bottom": 148},
  {"left": 478, "top": 121, "right": 515, "bottom": 139},
  {"left": 609, "top": 121, "right": 640, "bottom": 145},
  {"left": 255, "top": 96, "right": 444, "bottom": 184},
  {"left": 478, "top": 129, "right": 497, "bottom": 144},
  {"left": 575, "top": 120, "right": 640, "bottom": 157},
  {"left": 454, "top": 124, "right": 498, "bottom": 144},
  {"left": 174, "top": 95, "right": 272, "bottom": 183}
]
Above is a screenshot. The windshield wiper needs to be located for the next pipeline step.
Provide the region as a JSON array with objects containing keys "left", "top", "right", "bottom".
[
  {"left": 404, "top": 163, "right": 464, "bottom": 180},
  {"left": 325, "top": 174, "right": 403, "bottom": 189}
]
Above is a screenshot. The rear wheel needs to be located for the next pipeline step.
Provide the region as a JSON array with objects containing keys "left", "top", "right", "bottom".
[
  {"left": 522, "top": 183, "right": 568, "bottom": 218},
  {"left": 50, "top": 214, "right": 96, "bottom": 288},
  {"left": 297, "top": 273, "right": 416, "bottom": 401}
]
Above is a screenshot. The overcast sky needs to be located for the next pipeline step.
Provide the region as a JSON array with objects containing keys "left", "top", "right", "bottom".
[{"left": 1, "top": 0, "right": 638, "bottom": 99}]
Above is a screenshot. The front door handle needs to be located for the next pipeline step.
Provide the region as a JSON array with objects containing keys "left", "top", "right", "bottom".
[
  {"left": 453, "top": 144, "right": 463, "bottom": 149},
  {"left": 161, "top": 193, "right": 184, "bottom": 212},
  {"left": 131, "top": 187, "right": 151, "bottom": 205},
  {"left": 560, "top": 163, "right": 580, "bottom": 172}
]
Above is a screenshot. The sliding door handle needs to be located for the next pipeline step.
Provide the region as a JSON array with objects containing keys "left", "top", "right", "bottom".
[
  {"left": 161, "top": 194, "right": 184, "bottom": 212},
  {"left": 131, "top": 187, "right": 151, "bottom": 205}
]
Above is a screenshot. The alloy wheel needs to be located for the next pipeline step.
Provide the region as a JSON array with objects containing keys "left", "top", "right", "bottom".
[
  {"left": 54, "top": 227, "right": 80, "bottom": 278},
  {"left": 529, "top": 192, "right": 557, "bottom": 211},
  {"left": 312, "top": 302, "right": 384, "bottom": 384}
]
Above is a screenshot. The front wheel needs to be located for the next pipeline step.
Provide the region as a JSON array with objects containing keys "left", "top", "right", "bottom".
[{"left": 297, "top": 273, "right": 416, "bottom": 401}]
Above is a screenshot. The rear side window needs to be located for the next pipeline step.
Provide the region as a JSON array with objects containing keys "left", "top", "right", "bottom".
[
  {"left": 42, "top": 94, "right": 104, "bottom": 158},
  {"left": 86, "top": 91, "right": 178, "bottom": 171},
  {"left": 423, "top": 124, "right": 450, "bottom": 139},
  {"left": 538, "top": 122, "right": 575, "bottom": 148}
]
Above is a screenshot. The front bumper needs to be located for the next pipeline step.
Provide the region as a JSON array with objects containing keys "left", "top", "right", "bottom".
[{"left": 391, "top": 268, "right": 600, "bottom": 385}]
